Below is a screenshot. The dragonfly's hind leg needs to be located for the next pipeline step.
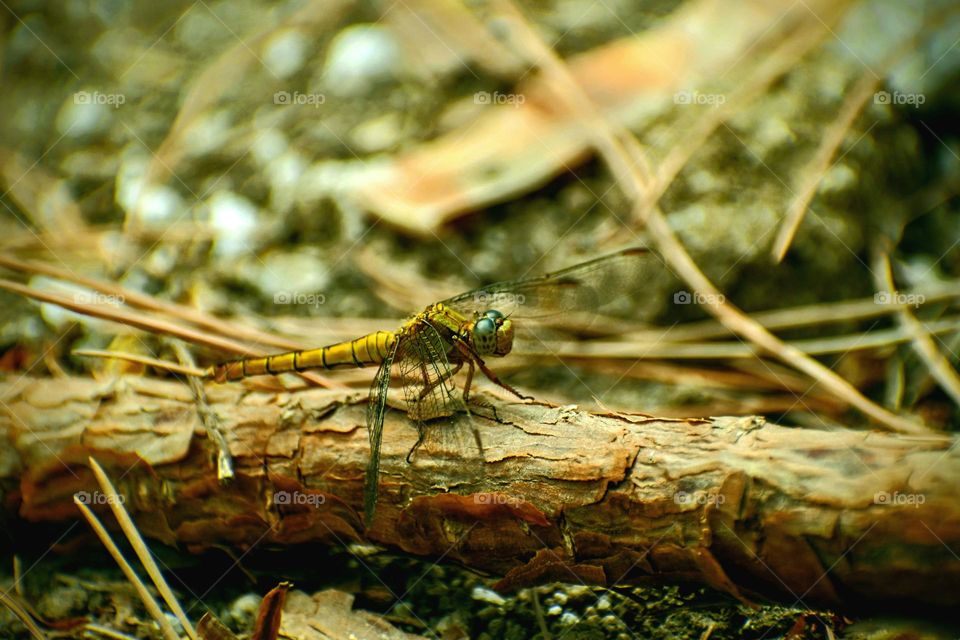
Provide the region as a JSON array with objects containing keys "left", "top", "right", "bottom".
[
  {"left": 406, "top": 361, "right": 463, "bottom": 463},
  {"left": 406, "top": 426, "right": 426, "bottom": 463}
]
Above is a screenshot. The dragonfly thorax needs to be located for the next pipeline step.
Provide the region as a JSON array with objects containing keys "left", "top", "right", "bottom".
[{"left": 471, "top": 309, "right": 514, "bottom": 357}]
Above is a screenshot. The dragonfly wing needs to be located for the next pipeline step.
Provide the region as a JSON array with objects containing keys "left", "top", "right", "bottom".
[
  {"left": 365, "top": 324, "right": 460, "bottom": 524},
  {"left": 441, "top": 247, "right": 649, "bottom": 319},
  {"left": 397, "top": 322, "right": 460, "bottom": 422},
  {"left": 364, "top": 337, "right": 398, "bottom": 526}
]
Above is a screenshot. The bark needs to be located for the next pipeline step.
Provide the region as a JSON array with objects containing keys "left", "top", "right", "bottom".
[{"left": 2, "top": 376, "right": 958, "bottom": 612}]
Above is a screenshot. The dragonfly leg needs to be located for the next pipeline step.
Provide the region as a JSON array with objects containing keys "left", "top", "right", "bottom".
[
  {"left": 461, "top": 358, "right": 475, "bottom": 404},
  {"left": 406, "top": 427, "right": 425, "bottom": 463},
  {"left": 452, "top": 360, "right": 487, "bottom": 459},
  {"left": 453, "top": 339, "right": 530, "bottom": 401},
  {"left": 406, "top": 361, "right": 464, "bottom": 465},
  {"left": 459, "top": 358, "right": 503, "bottom": 427},
  {"left": 417, "top": 361, "right": 462, "bottom": 401},
  {"left": 476, "top": 359, "right": 532, "bottom": 401}
]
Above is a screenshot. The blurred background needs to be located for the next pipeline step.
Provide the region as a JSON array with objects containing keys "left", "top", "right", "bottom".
[
  {"left": 2, "top": 0, "right": 959, "bottom": 427},
  {"left": 3, "top": 0, "right": 960, "bottom": 430},
  {"left": 2, "top": 0, "right": 960, "bottom": 637}
]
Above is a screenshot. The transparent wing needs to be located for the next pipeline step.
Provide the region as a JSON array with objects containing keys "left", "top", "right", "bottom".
[
  {"left": 397, "top": 322, "right": 459, "bottom": 423},
  {"left": 441, "top": 247, "right": 649, "bottom": 319},
  {"left": 396, "top": 324, "right": 479, "bottom": 476},
  {"left": 364, "top": 338, "right": 398, "bottom": 526},
  {"left": 365, "top": 324, "right": 461, "bottom": 524}
]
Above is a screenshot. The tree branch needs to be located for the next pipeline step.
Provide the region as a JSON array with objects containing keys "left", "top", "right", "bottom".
[{"left": 2, "top": 376, "right": 958, "bottom": 612}]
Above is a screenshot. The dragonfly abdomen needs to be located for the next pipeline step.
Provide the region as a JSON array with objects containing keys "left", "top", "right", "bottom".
[{"left": 210, "top": 331, "right": 396, "bottom": 381}]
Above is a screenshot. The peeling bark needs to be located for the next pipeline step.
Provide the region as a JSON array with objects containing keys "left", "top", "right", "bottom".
[{"left": 2, "top": 376, "right": 958, "bottom": 612}]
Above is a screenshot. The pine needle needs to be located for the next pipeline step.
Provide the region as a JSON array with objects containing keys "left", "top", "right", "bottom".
[{"left": 86, "top": 457, "right": 199, "bottom": 640}]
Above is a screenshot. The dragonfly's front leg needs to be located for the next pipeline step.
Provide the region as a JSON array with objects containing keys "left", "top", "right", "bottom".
[
  {"left": 462, "top": 358, "right": 475, "bottom": 404},
  {"left": 417, "top": 361, "right": 462, "bottom": 401},
  {"left": 454, "top": 341, "right": 532, "bottom": 402},
  {"left": 475, "top": 359, "right": 532, "bottom": 400}
]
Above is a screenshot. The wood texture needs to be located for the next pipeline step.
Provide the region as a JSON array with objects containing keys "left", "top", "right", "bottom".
[{"left": 2, "top": 376, "right": 958, "bottom": 612}]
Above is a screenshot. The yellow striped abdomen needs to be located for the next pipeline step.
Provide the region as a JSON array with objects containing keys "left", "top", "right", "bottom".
[{"left": 211, "top": 331, "right": 396, "bottom": 382}]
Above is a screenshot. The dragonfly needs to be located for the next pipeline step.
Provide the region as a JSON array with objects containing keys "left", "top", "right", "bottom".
[
  {"left": 87, "top": 247, "right": 646, "bottom": 524},
  {"left": 208, "top": 247, "right": 647, "bottom": 524}
]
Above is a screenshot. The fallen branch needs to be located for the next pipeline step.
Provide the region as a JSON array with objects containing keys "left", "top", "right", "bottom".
[{"left": 2, "top": 376, "right": 958, "bottom": 613}]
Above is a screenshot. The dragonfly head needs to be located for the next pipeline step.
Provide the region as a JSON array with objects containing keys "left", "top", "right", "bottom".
[{"left": 472, "top": 309, "right": 514, "bottom": 357}]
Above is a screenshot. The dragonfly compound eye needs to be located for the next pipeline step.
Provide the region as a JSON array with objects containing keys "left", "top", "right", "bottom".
[
  {"left": 473, "top": 317, "right": 497, "bottom": 355},
  {"left": 483, "top": 309, "right": 505, "bottom": 321}
]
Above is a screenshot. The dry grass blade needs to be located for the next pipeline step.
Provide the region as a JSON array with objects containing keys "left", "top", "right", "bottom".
[
  {"left": 0, "top": 590, "right": 46, "bottom": 640},
  {"left": 86, "top": 457, "right": 198, "bottom": 640},
  {"left": 389, "top": 0, "right": 523, "bottom": 77},
  {"left": 72, "top": 496, "right": 181, "bottom": 640},
  {"left": 645, "top": 283, "right": 960, "bottom": 343},
  {"left": 0, "top": 254, "right": 304, "bottom": 352},
  {"left": 0, "top": 278, "right": 336, "bottom": 388},
  {"left": 874, "top": 250, "right": 960, "bottom": 408},
  {"left": 0, "top": 148, "right": 86, "bottom": 235},
  {"left": 493, "top": 0, "right": 930, "bottom": 435},
  {"left": 771, "top": 71, "right": 881, "bottom": 262},
  {"left": 700, "top": 620, "right": 717, "bottom": 640},
  {"left": 616, "top": 215, "right": 930, "bottom": 436},
  {"left": 615, "top": 4, "right": 840, "bottom": 240},
  {"left": 524, "top": 317, "right": 960, "bottom": 359},
  {"left": 73, "top": 349, "right": 209, "bottom": 378},
  {"left": 771, "top": 4, "right": 958, "bottom": 263},
  {"left": 82, "top": 623, "right": 142, "bottom": 640},
  {"left": 0, "top": 278, "right": 253, "bottom": 355}
]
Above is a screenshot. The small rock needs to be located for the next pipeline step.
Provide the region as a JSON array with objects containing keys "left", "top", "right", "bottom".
[
  {"left": 56, "top": 96, "right": 110, "bottom": 137},
  {"left": 471, "top": 586, "right": 507, "bottom": 606},
  {"left": 818, "top": 163, "right": 857, "bottom": 194},
  {"left": 250, "top": 248, "right": 330, "bottom": 308},
  {"left": 753, "top": 117, "right": 796, "bottom": 157},
  {"left": 559, "top": 612, "right": 580, "bottom": 625},
  {"left": 263, "top": 29, "right": 309, "bottom": 79},
  {"left": 225, "top": 593, "right": 261, "bottom": 628},
  {"left": 115, "top": 151, "right": 184, "bottom": 226},
  {"left": 207, "top": 191, "right": 259, "bottom": 257},
  {"left": 323, "top": 24, "right": 400, "bottom": 96},
  {"left": 351, "top": 112, "right": 402, "bottom": 153}
]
